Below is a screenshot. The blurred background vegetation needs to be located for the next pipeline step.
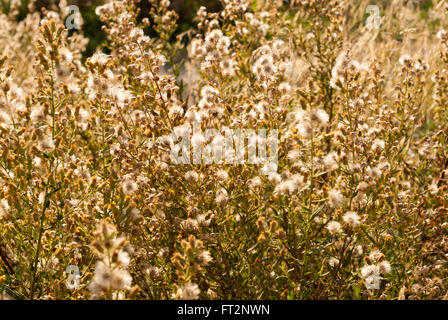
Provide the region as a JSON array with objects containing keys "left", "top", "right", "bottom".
[
  {"left": 0, "top": 0, "right": 222, "bottom": 57},
  {"left": 0, "top": 0, "right": 437, "bottom": 58}
]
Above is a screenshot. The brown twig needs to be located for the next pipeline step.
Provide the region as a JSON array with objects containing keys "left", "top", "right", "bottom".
[{"left": 0, "top": 242, "right": 14, "bottom": 275}]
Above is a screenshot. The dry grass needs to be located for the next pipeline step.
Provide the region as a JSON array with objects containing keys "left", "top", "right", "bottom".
[{"left": 0, "top": 0, "right": 447, "bottom": 300}]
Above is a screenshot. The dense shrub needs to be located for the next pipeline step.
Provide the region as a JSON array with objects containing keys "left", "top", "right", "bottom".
[{"left": 0, "top": 0, "right": 447, "bottom": 300}]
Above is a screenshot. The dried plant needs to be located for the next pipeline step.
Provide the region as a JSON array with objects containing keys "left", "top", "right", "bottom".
[{"left": 0, "top": 0, "right": 447, "bottom": 300}]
